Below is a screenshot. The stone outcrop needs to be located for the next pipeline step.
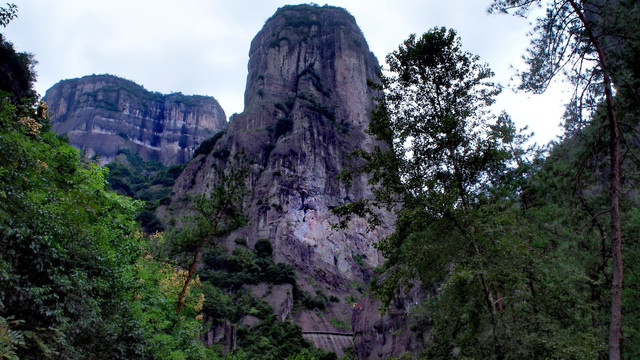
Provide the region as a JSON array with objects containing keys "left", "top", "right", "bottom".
[
  {"left": 245, "top": 283, "right": 294, "bottom": 321},
  {"left": 165, "top": 3, "right": 394, "bottom": 340},
  {"left": 352, "top": 288, "right": 426, "bottom": 359},
  {"left": 302, "top": 332, "right": 354, "bottom": 358},
  {"left": 43, "top": 74, "right": 227, "bottom": 165}
]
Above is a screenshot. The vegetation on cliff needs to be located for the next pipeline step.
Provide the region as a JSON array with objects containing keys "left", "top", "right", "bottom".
[
  {"left": 106, "top": 150, "right": 185, "bottom": 233},
  {"left": 3, "top": 2, "right": 640, "bottom": 359}
]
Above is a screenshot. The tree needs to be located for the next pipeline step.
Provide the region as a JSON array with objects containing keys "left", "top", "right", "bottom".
[
  {"left": 0, "top": 35, "right": 37, "bottom": 103},
  {"left": 335, "top": 27, "right": 506, "bottom": 228},
  {"left": 336, "top": 28, "right": 564, "bottom": 357},
  {"left": 375, "top": 28, "right": 503, "bottom": 207},
  {"left": 0, "top": 3, "right": 17, "bottom": 28},
  {"left": 0, "top": 3, "right": 36, "bottom": 104},
  {"left": 170, "top": 157, "right": 249, "bottom": 315},
  {"left": 0, "top": 94, "right": 151, "bottom": 358},
  {"left": 525, "top": 100, "right": 640, "bottom": 358},
  {"left": 489, "top": 1, "right": 640, "bottom": 357},
  {"left": 338, "top": 27, "right": 614, "bottom": 358},
  {"left": 358, "top": 26, "right": 511, "bottom": 293},
  {"left": 131, "top": 232, "right": 219, "bottom": 360}
]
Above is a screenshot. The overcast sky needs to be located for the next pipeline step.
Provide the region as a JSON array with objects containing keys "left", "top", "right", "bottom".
[{"left": 3, "top": 0, "right": 569, "bottom": 145}]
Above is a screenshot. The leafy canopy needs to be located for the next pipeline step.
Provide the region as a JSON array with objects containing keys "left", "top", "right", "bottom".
[{"left": 335, "top": 27, "right": 606, "bottom": 358}]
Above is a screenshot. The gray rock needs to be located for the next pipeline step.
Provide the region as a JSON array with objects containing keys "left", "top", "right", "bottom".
[
  {"left": 245, "top": 283, "right": 294, "bottom": 321},
  {"left": 165, "top": 4, "right": 408, "bottom": 357},
  {"left": 353, "top": 287, "right": 426, "bottom": 359},
  {"left": 43, "top": 74, "right": 227, "bottom": 166}
]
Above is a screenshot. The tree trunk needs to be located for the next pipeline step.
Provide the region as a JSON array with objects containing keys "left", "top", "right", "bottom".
[
  {"left": 607, "top": 86, "right": 623, "bottom": 360},
  {"left": 176, "top": 245, "right": 202, "bottom": 315},
  {"left": 176, "top": 206, "right": 227, "bottom": 315},
  {"left": 569, "top": 1, "right": 624, "bottom": 357},
  {"left": 599, "top": 52, "right": 623, "bottom": 360}
]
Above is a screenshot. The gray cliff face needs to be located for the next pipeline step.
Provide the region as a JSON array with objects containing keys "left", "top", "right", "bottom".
[
  {"left": 44, "top": 74, "right": 227, "bottom": 166},
  {"left": 166, "top": 4, "right": 393, "bottom": 341},
  {"left": 352, "top": 287, "right": 426, "bottom": 359}
]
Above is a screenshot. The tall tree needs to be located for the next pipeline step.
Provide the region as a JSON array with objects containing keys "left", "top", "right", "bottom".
[
  {"left": 335, "top": 28, "right": 568, "bottom": 357},
  {"left": 170, "top": 159, "right": 248, "bottom": 315},
  {"left": 489, "top": 1, "right": 640, "bottom": 357}
]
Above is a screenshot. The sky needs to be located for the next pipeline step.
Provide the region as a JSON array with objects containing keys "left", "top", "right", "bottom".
[{"left": 3, "top": 0, "right": 570, "bottom": 145}]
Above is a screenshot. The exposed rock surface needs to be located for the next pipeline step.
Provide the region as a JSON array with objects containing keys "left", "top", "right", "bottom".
[
  {"left": 202, "top": 319, "right": 235, "bottom": 353},
  {"left": 352, "top": 288, "right": 426, "bottom": 359},
  {"left": 165, "top": 3, "right": 394, "bottom": 341},
  {"left": 43, "top": 74, "right": 227, "bottom": 165},
  {"left": 246, "top": 283, "right": 294, "bottom": 321},
  {"left": 302, "top": 332, "right": 353, "bottom": 358}
]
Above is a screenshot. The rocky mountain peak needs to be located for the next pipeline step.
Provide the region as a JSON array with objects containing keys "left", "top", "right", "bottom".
[
  {"left": 44, "top": 74, "right": 227, "bottom": 166},
  {"left": 165, "top": 5, "right": 394, "bottom": 355},
  {"left": 244, "top": 5, "right": 375, "bottom": 113}
]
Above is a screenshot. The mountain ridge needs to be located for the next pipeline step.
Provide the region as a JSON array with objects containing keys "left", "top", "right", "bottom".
[{"left": 43, "top": 73, "right": 227, "bottom": 166}]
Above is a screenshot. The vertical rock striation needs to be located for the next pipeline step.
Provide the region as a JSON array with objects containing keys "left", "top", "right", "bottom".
[
  {"left": 169, "top": 3, "right": 388, "bottom": 329},
  {"left": 44, "top": 74, "right": 227, "bottom": 166},
  {"left": 166, "top": 5, "right": 408, "bottom": 357}
]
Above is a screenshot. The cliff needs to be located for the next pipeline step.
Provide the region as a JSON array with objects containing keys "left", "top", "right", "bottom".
[
  {"left": 43, "top": 74, "right": 227, "bottom": 166},
  {"left": 164, "top": 4, "right": 398, "bottom": 355}
]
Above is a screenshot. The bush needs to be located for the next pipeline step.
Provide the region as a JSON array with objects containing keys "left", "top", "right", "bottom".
[
  {"left": 297, "top": 290, "right": 327, "bottom": 310},
  {"left": 166, "top": 164, "right": 186, "bottom": 179},
  {"left": 273, "top": 262, "right": 296, "bottom": 284},
  {"left": 135, "top": 209, "right": 164, "bottom": 233},
  {"left": 254, "top": 238, "right": 273, "bottom": 258},
  {"left": 274, "top": 117, "right": 293, "bottom": 139},
  {"left": 193, "top": 130, "right": 225, "bottom": 157},
  {"left": 202, "top": 282, "right": 234, "bottom": 320},
  {"left": 236, "top": 315, "right": 312, "bottom": 360},
  {"left": 212, "top": 148, "right": 230, "bottom": 159}
]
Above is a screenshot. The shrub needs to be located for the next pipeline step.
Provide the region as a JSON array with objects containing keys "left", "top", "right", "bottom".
[
  {"left": 236, "top": 315, "right": 312, "bottom": 360},
  {"left": 297, "top": 290, "right": 327, "bottom": 310},
  {"left": 254, "top": 238, "right": 273, "bottom": 258},
  {"left": 273, "top": 262, "right": 296, "bottom": 284},
  {"left": 194, "top": 130, "right": 225, "bottom": 157},
  {"left": 211, "top": 148, "right": 230, "bottom": 159},
  {"left": 274, "top": 117, "right": 294, "bottom": 139}
]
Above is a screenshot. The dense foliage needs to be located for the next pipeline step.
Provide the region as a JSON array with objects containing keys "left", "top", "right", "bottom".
[
  {"left": 336, "top": 25, "right": 640, "bottom": 359},
  {"left": 489, "top": 1, "right": 640, "bottom": 357},
  {"left": 171, "top": 235, "right": 342, "bottom": 360},
  {"left": 529, "top": 108, "right": 640, "bottom": 359},
  {"left": 106, "top": 150, "right": 186, "bottom": 233},
  {"left": 0, "top": 17, "right": 216, "bottom": 359},
  {"left": 0, "top": 92, "right": 146, "bottom": 358}
]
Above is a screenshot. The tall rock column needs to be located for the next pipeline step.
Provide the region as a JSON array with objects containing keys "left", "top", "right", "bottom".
[{"left": 167, "top": 4, "right": 392, "bottom": 343}]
